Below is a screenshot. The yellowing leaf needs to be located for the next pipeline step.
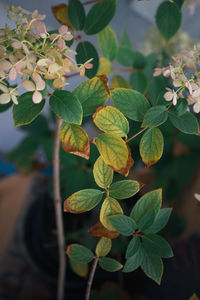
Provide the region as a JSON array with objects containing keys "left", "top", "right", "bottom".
[
  {"left": 51, "top": 4, "right": 74, "bottom": 29},
  {"left": 93, "top": 156, "right": 113, "bottom": 189},
  {"left": 100, "top": 197, "right": 123, "bottom": 230},
  {"left": 69, "top": 258, "right": 88, "bottom": 277},
  {"left": 189, "top": 294, "right": 200, "bottom": 300},
  {"left": 93, "top": 106, "right": 129, "bottom": 138},
  {"left": 60, "top": 122, "right": 90, "bottom": 160},
  {"left": 97, "top": 57, "right": 112, "bottom": 75},
  {"left": 95, "top": 237, "right": 112, "bottom": 257},
  {"left": 110, "top": 75, "right": 131, "bottom": 89},
  {"left": 64, "top": 189, "right": 103, "bottom": 213},
  {"left": 88, "top": 222, "right": 119, "bottom": 239},
  {"left": 140, "top": 128, "right": 164, "bottom": 168},
  {"left": 95, "top": 133, "right": 134, "bottom": 176}
]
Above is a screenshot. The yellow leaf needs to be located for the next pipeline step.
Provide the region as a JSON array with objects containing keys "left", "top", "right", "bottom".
[
  {"left": 188, "top": 294, "right": 200, "bottom": 300},
  {"left": 69, "top": 258, "right": 88, "bottom": 278},
  {"left": 95, "top": 237, "right": 112, "bottom": 257},
  {"left": 60, "top": 122, "right": 90, "bottom": 160},
  {"left": 97, "top": 57, "right": 112, "bottom": 75},
  {"left": 88, "top": 222, "right": 119, "bottom": 239},
  {"left": 93, "top": 106, "right": 129, "bottom": 138},
  {"left": 110, "top": 75, "right": 131, "bottom": 89},
  {"left": 93, "top": 156, "right": 113, "bottom": 189},
  {"left": 95, "top": 133, "right": 134, "bottom": 176},
  {"left": 140, "top": 127, "right": 164, "bottom": 167},
  {"left": 100, "top": 197, "right": 123, "bottom": 230},
  {"left": 51, "top": 4, "right": 74, "bottom": 30}
]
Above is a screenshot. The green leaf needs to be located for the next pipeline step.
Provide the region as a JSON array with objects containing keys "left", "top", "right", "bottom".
[
  {"left": 141, "top": 250, "right": 163, "bottom": 284},
  {"left": 132, "top": 51, "right": 146, "bottom": 69},
  {"left": 123, "top": 247, "right": 144, "bottom": 273},
  {"left": 95, "top": 133, "right": 134, "bottom": 176},
  {"left": 126, "top": 236, "right": 141, "bottom": 259},
  {"left": 110, "top": 75, "right": 131, "bottom": 89},
  {"left": 84, "top": 0, "right": 116, "bottom": 35},
  {"left": 142, "top": 105, "right": 168, "bottom": 128},
  {"left": 142, "top": 234, "right": 173, "bottom": 258},
  {"left": 120, "top": 28, "right": 132, "bottom": 49},
  {"left": 60, "top": 122, "right": 90, "bottom": 159},
  {"left": 76, "top": 41, "right": 99, "bottom": 78},
  {"left": 109, "top": 215, "right": 137, "bottom": 236},
  {"left": 155, "top": 1, "right": 182, "bottom": 41},
  {"left": 99, "top": 257, "right": 123, "bottom": 272},
  {"left": 111, "top": 88, "right": 150, "bottom": 122},
  {"left": 69, "top": 258, "right": 88, "bottom": 277},
  {"left": 138, "top": 209, "right": 156, "bottom": 232},
  {"left": 93, "top": 106, "right": 129, "bottom": 138},
  {"left": 73, "top": 77, "right": 109, "bottom": 116},
  {"left": 109, "top": 180, "right": 140, "bottom": 200},
  {"left": 68, "top": 0, "right": 85, "bottom": 30},
  {"left": 145, "top": 208, "right": 172, "bottom": 234},
  {"left": 67, "top": 244, "right": 94, "bottom": 263},
  {"left": 100, "top": 197, "right": 123, "bottom": 230},
  {"left": 117, "top": 47, "right": 134, "bottom": 66},
  {"left": 130, "top": 189, "right": 162, "bottom": 223},
  {"left": 175, "top": 99, "right": 188, "bottom": 116},
  {"left": 139, "top": 127, "right": 164, "bottom": 167},
  {"left": 50, "top": 90, "right": 82, "bottom": 124},
  {"left": 97, "top": 57, "right": 112, "bottom": 75},
  {"left": 95, "top": 237, "right": 112, "bottom": 257},
  {"left": 13, "top": 92, "right": 45, "bottom": 127},
  {"left": 93, "top": 156, "right": 113, "bottom": 189},
  {"left": 97, "top": 26, "right": 118, "bottom": 61},
  {"left": 169, "top": 111, "right": 199, "bottom": 135},
  {"left": 64, "top": 189, "right": 103, "bottom": 213},
  {"left": 130, "top": 72, "right": 148, "bottom": 94},
  {"left": 0, "top": 101, "right": 12, "bottom": 113}
]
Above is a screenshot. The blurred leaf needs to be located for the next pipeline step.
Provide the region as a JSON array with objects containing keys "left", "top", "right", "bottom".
[
  {"left": 95, "top": 237, "right": 112, "bottom": 257},
  {"left": 67, "top": 244, "right": 94, "bottom": 263},
  {"left": 69, "top": 258, "right": 88, "bottom": 277},
  {"left": 111, "top": 75, "right": 131, "bottom": 89},
  {"left": 120, "top": 28, "right": 132, "bottom": 49},
  {"left": 99, "top": 257, "right": 123, "bottom": 272},
  {"left": 89, "top": 222, "right": 119, "bottom": 239},
  {"left": 169, "top": 111, "right": 199, "bottom": 135},
  {"left": 0, "top": 101, "right": 12, "bottom": 112},
  {"left": 97, "top": 57, "right": 112, "bottom": 75},
  {"left": 130, "top": 72, "right": 148, "bottom": 94},
  {"left": 97, "top": 26, "right": 118, "bottom": 61},
  {"left": 51, "top": 4, "right": 74, "bottom": 29},
  {"left": 68, "top": 0, "right": 85, "bottom": 30}
]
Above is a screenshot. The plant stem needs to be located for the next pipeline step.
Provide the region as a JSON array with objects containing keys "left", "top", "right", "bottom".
[
  {"left": 53, "top": 116, "right": 66, "bottom": 300},
  {"left": 126, "top": 127, "right": 148, "bottom": 143},
  {"left": 65, "top": 72, "right": 80, "bottom": 79},
  {"left": 83, "top": 0, "right": 101, "bottom": 5},
  {"left": 85, "top": 257, "right": 99, "bottom": 300},
  {"left": 112, "top": 67, "right": 141, "bottom": 73}
]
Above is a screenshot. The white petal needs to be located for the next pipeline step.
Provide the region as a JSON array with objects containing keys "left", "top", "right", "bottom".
[
  {"left": 0, "top": 93, "right": 11, "bottom": 104},
  {"left": 22, "top": 80, "right": 35, "bottom": 91},
  {"left": 11, "top": 94, "right": 18, "bottom": 105},
  {"left": 0, "top": 83, "right": 9, "bottom": 93},
  {"left": 32, "top": 91, "right": 42, "bottom": 104}
]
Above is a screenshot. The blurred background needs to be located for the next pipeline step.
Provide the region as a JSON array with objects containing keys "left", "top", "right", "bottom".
[{"left": 0, "top": 0, "right": 200, "bottom": 299}]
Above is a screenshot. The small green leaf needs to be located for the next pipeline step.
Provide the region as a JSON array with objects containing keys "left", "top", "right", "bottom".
[
  {"left": 93, "top": 106, "right": 129, "bottom": 138},
  {"left": 138, "top": 209, "right": 156, "bottom": 232},
  {"left": 142, "top": 105, "right": 168, "bottom": 128},
  {"left": 175, "top": 99, "right": 188, "bottom": 116},
  {"left": 109, "top": 180, "right": 140, "bottom": 200},
  {"left": 67, "top": 244, "right": 94, "bottom": 263},
  {"left": 109, "top": 215, "right": 137, "bottom": 236},
  {"left": 69, "top": 258, "right": 88, "bottom": 277},
  {"left": 99, "top": 257, "right": 123, "bottom": 272},
  {"left": 111, "top": 88, "right": 150, "bottom": 122},
  {"left": 126, "top": 236, "right": 141, "bottom": 259},
  {"left": 0, "top": 101, "right": 12, "bottom": 113},
  {"left": 97, "top": 26, "right": 118, "bottom": 61},
  {"left": 117, "top": 47, "right": 134, "bottom": 66},
  {"left": 68, "top": 0, "right": 85, "bottom": 30},
  {"left": 139, "top": 127, "right": 164, "bottom": 167},
  {"left": 141, "top": 250, "right": 163, "bottom": 284},
  {"left": 145, "top": 208, "right": 172, "bottom": 234},
  {"left": 76, "top": 41, "right": 99, "bottom": 78},
  {"left": 169, "top": 111, "right": 199, "bottom": 135},
  {"left": 130, "top": 189, "right": 162, "bottom": 223},
  {"left": 132, "top": 51, "right": 146, "bottom": 69},
  {"left": 64, "top": 189, "right": 103, "bottom": 213},
  {"left": 73, "top": 77, "right": 109, "bottom": 116},
  {"left": 13, "top": 92, "right": 45, "bottom": 126},
  {"left": 156, "top": 1, "right": 182, "bottom": 41},
  {"left": 100, "top": 197, "right": 123, "bottom": 231},
  {"left": 130, "top": 72, "right": 148, "bottom": 94},
  {"left": 120, "top": 28, "right": 132, "bottom": 49},
  {"left": 50, "top": 90, "right": 82, "bottom": 124},
  {"left": 84, "top": 0, "right": 116, "bottom": 35},
  {"left": 123, "top": 245, "right": 144, "bottom": 273},
  {"left": 110, "top": 75, "right": 131, "bottom": 89},
  {"left": 95, "top": 237, "right": 112, "bottom": 257},
  {"left": 142, "top": 234, "right": 173, "bottom": 258},
  {"left": 93, "top": 156, "right": 113, "bottom": 189}
]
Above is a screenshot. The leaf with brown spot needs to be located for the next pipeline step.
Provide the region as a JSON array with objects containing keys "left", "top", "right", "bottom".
[
  {"left": 51, "top": 4, "right": 74, "bottom": 30},
  {"left": 97, "top": 75, "right": 110, "bottom": 95},
  {"left": 88, "top": 222, "right": 119, "bottom": 239},
  {"left": 60, "top": 122, "right": 90, "bottom": 160}
]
